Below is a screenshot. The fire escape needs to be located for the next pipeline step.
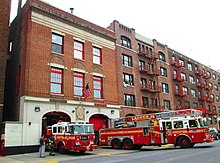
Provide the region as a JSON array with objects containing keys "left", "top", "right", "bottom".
[
  {"left": 171, "top": 59, "right": 186, "bottom": 109},
  {"left": 139, "top": 49, "right": 160, "bottom": 114}
]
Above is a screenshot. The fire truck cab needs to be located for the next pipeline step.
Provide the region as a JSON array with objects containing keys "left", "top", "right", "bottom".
[{"left": 46, "top": 122, "right": 98, "bottom": 154}]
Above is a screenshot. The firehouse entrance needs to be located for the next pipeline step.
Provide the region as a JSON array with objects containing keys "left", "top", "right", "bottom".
[
  {"left": 42, "top": 111, "right": 71, "bottom": 135},
  {"left": 89, "top": 114, "right": 109, "bottom": 144}
]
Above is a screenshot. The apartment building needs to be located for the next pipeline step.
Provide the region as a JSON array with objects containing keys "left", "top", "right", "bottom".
[
  {"left": 0, "top": 0, "right": 11, "bottom": 133},
  {"left": 4, "top": 0, "right": 119, "bottom": 153},
  {"left": 108, "top": 20, "right": 219, "bottom": 125}
]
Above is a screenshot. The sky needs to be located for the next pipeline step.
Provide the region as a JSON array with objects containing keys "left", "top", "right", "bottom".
[{"left": 10, "top": 0, "right": 220, "bottom": 71}]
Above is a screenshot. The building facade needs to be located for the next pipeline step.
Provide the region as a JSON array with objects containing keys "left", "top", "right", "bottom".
[
  {"left": 5, "top": 0, "right": 119, "bottom": 152},
  {"left": 0, "top": 0, "right": 11, "bottom": 133}
]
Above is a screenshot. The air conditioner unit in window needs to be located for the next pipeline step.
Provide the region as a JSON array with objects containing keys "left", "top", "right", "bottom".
[{"left": 123, "top": 82, "right": 129, "bottom": 88}]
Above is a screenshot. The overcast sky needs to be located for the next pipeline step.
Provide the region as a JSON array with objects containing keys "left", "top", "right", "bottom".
[{"left": 11, "top": 0, "right": 220, "bottom": 71}]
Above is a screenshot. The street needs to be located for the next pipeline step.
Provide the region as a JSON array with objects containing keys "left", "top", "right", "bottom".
[{"left": 1, "top": 141, "right": 219, "bottom": 163}]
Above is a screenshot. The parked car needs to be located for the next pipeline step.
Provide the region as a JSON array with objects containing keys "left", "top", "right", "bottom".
[{"left": 209, "top": 127, "right": 219, "bottom": 140}]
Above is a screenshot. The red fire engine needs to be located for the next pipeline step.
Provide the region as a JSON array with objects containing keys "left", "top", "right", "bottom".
[
  {"left": 99, "top": 109, "right": 214, "bottom": 149},
  {"left": 46, "top": 121, "right": 98, "bottom": 154}
]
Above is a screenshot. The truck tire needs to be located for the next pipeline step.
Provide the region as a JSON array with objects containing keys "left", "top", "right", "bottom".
[
  {"left": 178, "top": 136, "right": 192, "bottom": 148},
  {"left": 58, "top": 142, "right": 66, "bottom": 154},
  {"left": 79, "top": 150, "right": 86, "bottom": 154},
  {"left": 111, "top": 139, "right": 122, "bottom": 149},
  {"left": 123, "top": 139, "right": 133, "bottom": 150}
]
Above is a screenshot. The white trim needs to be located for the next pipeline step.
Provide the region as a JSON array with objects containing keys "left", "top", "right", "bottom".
[
  {"left": 67, "top": 100, "right": 94, "bottom": 106},
  {"left": 49, "top": 63, "right": 65, "bottom": 69},
  {"left": 92, "top": 43, "right": 102, "bottom": 49},
  {"left": 72, "top": 68, "right": 86, "bottom": 73},
  {"left": 92, "top": 72, "right": 105, "bottom": 77},
  {"left": 106, "top": 104, "right": 121, "bottom": 109},
  {"left": 24, "top": 96, "right": 50, "bottom": 102},
  {"left": 73, "top": 37, "right": 85, "bottom": 43},
  {"left": 52, "top": 29, "right": 65, "bottom": 36}
]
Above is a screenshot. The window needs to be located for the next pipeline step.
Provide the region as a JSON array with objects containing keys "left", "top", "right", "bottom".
[
  {"left": 160, "top": 67, "right": 167, "bottom": 77},
  {"left": 182, "top": 87, "right": 188, "bottom": 95},
  {"left": 213, "top": 74, "right": 216, "bottom": 80},
  {"left": 175, "top": 85, "right": 179, "bottom": 93},
  {"left": 166, "top": 122, "right": 172, "bottom": 129},
  {"left": 146, "top": 47, "right": 149, "bottom": 54},
  {"left": 123, "top": 73, "right": 134, "bottom": 86},
  {"left": 179, "top": 59, "right": 185, "bottom": 67},
  {"left": 74, "top": 41, "right": 84, "bottom": 60},
  {"left": 214, "top": 84, "right": 218, "bottom": 91},
  {"left": 52, "top": 33, "right": 63, "bottom": 54},
  {"left": 181, "top": 73, "right": 186, "bottom": 81},
  {"left": 216, "top": 95, "right": 220, "bottom": 102},
  {"left": 122, "top": 54, "right": 133, "bottom": 67},
  {"left": 151, "top": 98, "right": 157, "bottom": 108},
  {"left": 93, "top": 47, "right": 102, "bottom": 64},
  {"left": 50, "top": 67, "right": 63, "bottom": 94},
  {"left": 121, "top": 36, "right": 131, "bottom": 49},
  {"left": 124, "top": 94, "right": 135, "bottom": 106},
  {"left": 192, "top": 103, "right": 198, "bottom": 108},
  {"left": 139, "top": 60, "right": 145, "bottom": 70},
  {"left": 164, "top": 100, "right": 171, "bottom": 110},
  {"left": 162, "top": 83, "right": 169, "bottom": 93},
  {"left": 173, "top": 121, "right": 183, "bottom": 129},
  {"left": 185, "top": 101, "right": 190, "bottom": 108},
  {"left": 74, "top": 72, "right": 84, "bottom": 96},
  {"left": 187, "top": 63, "right": 193, "bottom": 71},
  {"left": 137, "top": 43, "right": 141, "bottom": 53},
  {"left": 141, "top": 78, "right": 147, "bottom": 88},
  {"left": 189, "top": 76, "right": 195, "bottom": 84},
  {"left": 93, "top": 76, "right": 102, "bottom": 99},
  {"left": 158, "top": 52, "right": 166, "bottom": 62},
  {"left": 189, "top": 120, "right": 198, "bottom": 128},
  {"left": 191, "top": 89, "right": 196, "bottom": 97},
  {"left": 142, "top": 97, "right": 149, "bottom": 108}
]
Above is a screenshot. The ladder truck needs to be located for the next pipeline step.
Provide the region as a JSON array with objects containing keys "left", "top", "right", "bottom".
[{"left": 99, "top": 109, "right": 214, "bottom": 149}]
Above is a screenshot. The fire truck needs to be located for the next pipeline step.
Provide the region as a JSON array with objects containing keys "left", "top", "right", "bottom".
[
  {"left": 45, "top": 121, "right": 98, "bottom": 154},
  {"left": 99, "top": 109, "right": 214, "bottom": 149}
]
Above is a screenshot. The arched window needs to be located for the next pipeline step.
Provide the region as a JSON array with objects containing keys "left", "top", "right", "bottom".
[
  {"left": 121, "top": 36, "right": 131, "bottom": 49},
  {"left": 158, "top": 52, "right": 166, "bottom": 62}
]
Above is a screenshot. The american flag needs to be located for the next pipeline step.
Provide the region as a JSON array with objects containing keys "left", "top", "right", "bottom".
[{"left": 83, "top": 83, "right": 91, "bottom": 98}]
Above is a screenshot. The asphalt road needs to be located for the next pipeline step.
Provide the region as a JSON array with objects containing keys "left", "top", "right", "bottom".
[{"left": 1, "top": 141, "right": 219, "bottom": 163}]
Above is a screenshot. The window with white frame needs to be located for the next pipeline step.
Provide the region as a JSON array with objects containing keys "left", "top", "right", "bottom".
[
  {"left": 93, "top": 47, "right": 102, "bottom": 64},
  {"left": 139, "top": 60, "right": 145, "bottom": 71},
  {"left": 191, "top": 89, "right": 196, "bottom": 97},
  {"left": 52, "top": 33, "right": 63, "bottom": 54},
  {"left": 93, "top": 76, "right": 102, "bottom": 99},
  {"left": 179, "top": 59, "right": 185, "bottom": 67},
  {"left": 122, "top": 54, "right": 133, "bottom": 67},
  {"left": 164, "top": 100, "right": 171, "bottom": 110},
  {"left": 187, "top": 63, "right": 193, "bottom": 71},
  {"left": 121, "top": 36, "right": 131, "bottom": 49},
  {"left": 162, "top": 83, "right": 169, "bottom": 93},
  {"left": 124, "top": 94, "right": 135, "bottom": 106},
  {"left": 181, "top": 73, "right": 186, "bottom": 81},
  {"left": 160, "top": 67, "right": 167, "bottom": 77},
  {"left": 182, "top": 87, "right": 188, "bottom": 95},
  {"left": 142, "top": 97, "right": 149, "bottom": 108},
  {"left": 189, "top": 76, "right": 195, "bottom": 84},
  {"left": 74, "top": 41, "right": 84, "bottom": 60},
  {"left": 123, "top": 73, "right": 134, "bottom": 86}
]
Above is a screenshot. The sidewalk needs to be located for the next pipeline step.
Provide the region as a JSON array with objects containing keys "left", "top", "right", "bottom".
[{"left": 0, "top": 145, "right": 174, "bottom": 163}]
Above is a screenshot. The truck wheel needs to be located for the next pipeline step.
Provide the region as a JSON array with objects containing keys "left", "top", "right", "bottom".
[
  {"left": 58, "top": 142, "right": 66, "bottom": 154},
  {"left": 178, "top": 137, "right": 192, "bottom": 148},
  {"left": 111, "top": 139, "right": 122, "bottom": 149},
  {"left": 79, "top": 150, "right": 86, "bottom": 154},
  {"left": 123, "top": 139, "right": 133, "bottom": 150}
]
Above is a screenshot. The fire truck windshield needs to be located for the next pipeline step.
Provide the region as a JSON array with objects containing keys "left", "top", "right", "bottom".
[
  {"left": 69, "top": 124, "right": 94, "bottom": 134},
  {"left": 198, "top": 118, "right": 208, "bottom": 127}
]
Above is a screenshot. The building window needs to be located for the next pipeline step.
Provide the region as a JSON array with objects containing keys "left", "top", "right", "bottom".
[
  {"left": 192, "top": 103, "right": 198, "bottom": 108},
  {"left": 139, "top": 60, "right": 145, "bottom": 70},
  {"left": 187, "top": 63, "right": 193, "bottom": 71},
  {"left": 137, "top": 43, "right": 141, "bottom": 53},
  {"left": 93, "top": 76, "right": 102, "bottom": 99},
  {"left": 124, "top": 94, "right": 135, "bottom": 106},
  {"left": 123, "top": 73, "right": 134, "bottom": 86},
  {"left": 181, "top": 73, "right": 186, "bottom": 81},
  {"left": 74, "top": 72, "right": 84, "bottom": 96},
  {"left": 93, "top": 47, "right": 102, "bottom": 64},
  {"left": 214, "top": 84, "right": 218, "bottom": 91},
  {"left": 216, "top": 95, "right": 220, "bottom": 102},
  {"left": 159, "top": 52, "right": 166, "bottom": 62},
  {"left": 122, "top": 54, "right": 133, "bottom": 67},
  {"left": 121, "top": 36, "right": 131, "bottom": 49},
  {"left": 160, "top": 67, "right": 167, "bottom": 77},
  {"left": 191, "top": 89, "right": 196, "bottom": 97},
  {"left": 164, "top": 100, "right": 171, "bottom": 110},
  {"left": 142, "top": 97, "right": 149, "bottom": 108},
  {"left": 184, "top": 101, "right": 190, "bottom": 109},
  {"left": 74, "top": 41, "right": 84, "bottom": 60},
  {"left": 52, "top": 33, "right": 63, "bottom": 54},
  {"left": 213, "top": 74, "right": 216, "bottom": 80},
  {"left": 179, "top": 59, "right": 185, "bottom": 67},
  {"left": 146, "top": 47, "right": 149, "bottom": 54},
  {"left": 151, "top": 98, "right": 157, "bottom": 108},
  {"left": 50, "top": 67, "right": 63, "bottom": 94},
  {"left": 141, "top": 78, "right": 147, "bottom": 88},
  {"left": 189, "top": 76, "right": 195, "bottom": 84},
  {"left": 162, "top": 83, "right": 169, "bottom": 93},
  {"left": 182, "top": 87, "right": 188, "bottom": 95}
]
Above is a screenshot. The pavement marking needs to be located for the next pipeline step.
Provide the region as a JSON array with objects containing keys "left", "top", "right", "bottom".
[
  {"left": 44, "top": 161, "right": 58, "bottom": 163},
  {"left": 97, "top": 153, "right": 129, "bottom": 157}
]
